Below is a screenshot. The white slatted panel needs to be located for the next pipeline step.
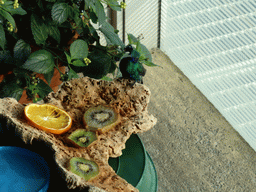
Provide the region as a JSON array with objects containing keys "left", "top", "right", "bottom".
[
  {"left": 161, "top": 0, "right": 256, "bottom": 151},
  {"left": 116, "top": 0, "right": 159, "bottom": 49}
]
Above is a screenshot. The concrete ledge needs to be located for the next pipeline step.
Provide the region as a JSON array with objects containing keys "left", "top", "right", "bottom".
[{"left": 138, "top": 48, "right": 256, "bottom": 191}]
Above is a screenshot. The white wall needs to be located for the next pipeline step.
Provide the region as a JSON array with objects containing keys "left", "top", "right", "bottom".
[{"left": 160, "top": 0, "right": 256, "bottom": 151}]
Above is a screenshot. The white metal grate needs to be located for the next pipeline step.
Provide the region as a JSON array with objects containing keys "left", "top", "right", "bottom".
[
  {"left": 161, "top": 0, "right": 256, "bottom": 150},
  {"left": 116, "top": 0, "right": 159, "bottom": 49},
  {"left": 92, "top": 1, "right": 159, "bottom": 49}
]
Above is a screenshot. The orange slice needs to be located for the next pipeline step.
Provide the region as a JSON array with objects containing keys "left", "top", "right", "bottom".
[{"left": 24, "top": 104, "right": 72, "bottom": 134}]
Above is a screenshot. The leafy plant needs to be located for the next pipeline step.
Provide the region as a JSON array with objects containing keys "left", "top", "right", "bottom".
[{"left": 0, "top": 0, "right": 161, "bottom": 102}]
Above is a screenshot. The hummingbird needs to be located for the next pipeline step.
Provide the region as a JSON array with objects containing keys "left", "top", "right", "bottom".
[{"left": 118, "top": 45, "right": 146, "bottom": 86}]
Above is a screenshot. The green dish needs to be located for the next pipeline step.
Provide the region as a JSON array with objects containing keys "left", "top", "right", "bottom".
[{"left": 108, "top": 134, "right": 158, "bottom": 192}]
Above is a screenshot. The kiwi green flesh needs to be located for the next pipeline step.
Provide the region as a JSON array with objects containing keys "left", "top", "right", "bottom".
[
  {"left": 69, "top": 157, "right": 99, "bottom": 181},
  {"left": 83, "top": 105, "right": 118, "bottom": 130},
  {"left": 68, "top": 129, "right": 97, "bottom": 147}
]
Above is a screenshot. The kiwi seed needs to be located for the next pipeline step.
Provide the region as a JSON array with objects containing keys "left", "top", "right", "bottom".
[
  {"left": 69, "top": 157, "right": 99, "bottom": 181},
  {"left": 83, "top": 105, "right": 120, "bottom": 133},
  {"left": 67, "top": 129, "right": 97, "bottom": 148}
]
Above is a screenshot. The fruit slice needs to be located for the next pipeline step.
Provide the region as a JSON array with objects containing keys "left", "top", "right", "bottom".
[
  {"left": 67, "top": 129, "right": 97, "bottom": 148},
  {"left": 69, "top": 157, "right": 100, "bottom": 181},
  {"left": 83, "top": 105, "right": 120, "bottom": 133},
  {"left": 24, "top": 103, "right": 72, "bottom": 134}
]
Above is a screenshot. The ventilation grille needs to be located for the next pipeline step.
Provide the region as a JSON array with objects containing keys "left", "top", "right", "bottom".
[
  {"left": 116, "top": 0, "right": 159, "bottom": 49},
  {"left": 161, "top": 0, "right": 256, "bottom": 150}
]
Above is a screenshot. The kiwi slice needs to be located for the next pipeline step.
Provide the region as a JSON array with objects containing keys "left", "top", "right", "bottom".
[
  {"left": 69, "top": 157, "right": 99, "bottom": 181},
  {"left": 83, "top": 105, "right": 120, "bottom": 133},
  {"left": 67, "top": 129, "right": 97, "bottom": 148}
]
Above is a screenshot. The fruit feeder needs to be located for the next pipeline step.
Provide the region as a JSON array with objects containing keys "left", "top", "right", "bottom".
[{"left": 0, "top": 76, "right": 158, "bottom": 192}]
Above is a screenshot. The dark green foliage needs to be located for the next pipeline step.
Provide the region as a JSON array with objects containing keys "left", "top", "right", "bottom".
[
  {"left": 0, "top": 0, "right": 159, "bottom": 102},
  {"left": 72, "top": 49, "right": 112, "bottom": 79},
  {"left": 0, "top": 73, "right": 24, "bottom": 101},
  {"left": 109, "top": 60, "right": 117, "bottom": 74},
  {"left": 127, "top": 33, "right": 162, "bottom": 68},
  {"left": 13, "top": 39, "right": 31, "bottom": 62}
]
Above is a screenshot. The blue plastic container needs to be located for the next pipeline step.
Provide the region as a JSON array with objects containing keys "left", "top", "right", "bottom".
[{"left": 0, "top": 146, "right": 50, "bottom": 192}]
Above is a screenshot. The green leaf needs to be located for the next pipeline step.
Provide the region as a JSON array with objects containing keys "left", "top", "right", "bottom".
[
  {"left": 89, "top": 9, "right": 98, "bottom": 24},
  {"left": 127, "top": 34, "right": 152, "bottom": 62},
  {"left": 131, "top": 50, "right": 140, "bottom": 59},
  {"left": 12, "top": 68, "right": 29, "bottom": 87},
  {"left": 107, "top": 0, "right": 121, "bottom": 11},
  {"left": 2, "top": 1, "right": 12, "bottom": 5},
  {"left": 0, "top": 50, "right": 13, "bottom": 65},
  {"left": 0, "top": 9, "right": 15, "bottom": 30},
  {"left": 44, "top": 69, "right": 54, "bottom": 85},
  {"left": 82, "top": 25, "right": 95, "bottom": 44},
  {"left": 31, "top": 14, "right": 48, "bottom": 45},
  {"left": 68, "top": 67, "right": 79, "bottom": 80},
  {"left": 70, "top": 39, "right": 88, "bottom": 60},
  {"left": 22, "top": 50, "right": 55, "bottom": 74},
  {"left": 139, "top": 54, "right": 146, "bottom": 61},
  {"left": 99, "top": 22, "right": 125, "bottom": 49},
  {"left": 13, "top": 39, "right": 31, "bottom": 62},
  {"left": 73, "top": 9, "right": 82, "bottom": 27},
  {"left": 37, "top": 79, "right": 53, "bottom": 98},
  {"left": 135, "top": 40, "right": 142, "bottom": 53},
  {"left": 0, "top": 79, "right": 23, "bottom": 101},
  {"left": 89, "top": 25, "right": 100, "bottom": 43},
  {"left": 94, "top": 0, "right": 106, "bottom": 25},
  {"left": 101, "top": 76, "right": 113, "bottom": 81},
  {"left": 139, "top": 43, "right": 152, "bottom": 62},
  {"left": 141, "top": 60, "right": 163, "bottom": 68},
  {"left": 64, "top": 51, "right": 71, "bottom": 64},
  {"left": 81, "top": 50, "right": 111, "bottom": 79},
  {"left": 37, "top": 0, "right": 44, "bottom": 11},
  {"left": 45, "top": 0, "right": 56, "bottom": 2},
  {"left": 84, "top": 0, "right": 90, "bottom": 8},
  {"left": 72, "top": 59, "right": 86, "bottom": 67},
  {"left": 128, "top": 33, "right": 139, "bottom": 44},
  {"left": 109, "top": 61, "right": 117, "bottom": 74},
  {"left": 47, "top": 25, "right": 60, "bottom": 44},
  {"left": 4, "top": 4, "right": 27, "bottom": 15},
  {"left": 89, "top": 1, "right": 96, "bottom": 13},
  {"left": 0, "top": 25, "right": 5, "bottom": 50},
  {"left": 51, "top": 3, "right": 69, "bottom": 24},
  {"left": 67, "top": 5, "right": 76, "bottom": 20}
]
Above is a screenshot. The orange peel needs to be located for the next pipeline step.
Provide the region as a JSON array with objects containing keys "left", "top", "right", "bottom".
[{"left": 24, "top": 103, "right": 72, "bottom": 134}]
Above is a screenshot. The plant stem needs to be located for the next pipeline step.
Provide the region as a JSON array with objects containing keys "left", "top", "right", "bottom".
[
  {"left": 43, "top": 47, "right": 69, "bottom": 66},
  {"left": 54, "top": 57, "right": 63, "bottom": 75}
]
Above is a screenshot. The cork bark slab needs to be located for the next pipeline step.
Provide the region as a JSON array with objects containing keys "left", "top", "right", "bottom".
[{"left": 0, "top": 77, "right": 157, "bottom": 192}]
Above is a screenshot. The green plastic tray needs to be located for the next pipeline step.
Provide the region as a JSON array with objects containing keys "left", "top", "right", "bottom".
[{"left": 108, "top": 134, "right": 158, "bottom": 192}]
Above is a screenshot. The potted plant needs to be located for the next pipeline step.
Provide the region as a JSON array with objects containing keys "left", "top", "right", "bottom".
[{"left": 0, "top": 0, "right": 160, "bottom": 104}]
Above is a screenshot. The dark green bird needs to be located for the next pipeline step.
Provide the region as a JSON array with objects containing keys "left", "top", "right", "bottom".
[{"left": 119, "top": 45, "right": 146, "bottom": 86}]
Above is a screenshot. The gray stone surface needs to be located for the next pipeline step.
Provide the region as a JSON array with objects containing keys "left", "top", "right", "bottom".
[{"left": 138, "top": 48, "right": 256, "bottom": 192}]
